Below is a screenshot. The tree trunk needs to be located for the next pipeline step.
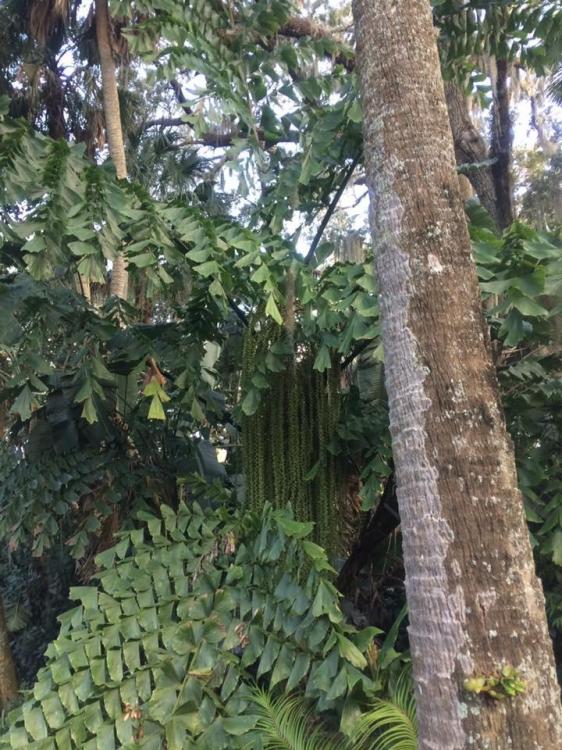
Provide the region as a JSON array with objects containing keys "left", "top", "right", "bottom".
[
  {"left": 337, "top": 471, "right": 400, "bottom": 595},
  {"left": 530, "top": 95, "right": 559, "bottom": 158},
  {"left": 0, "top": 399, "right": 18, "bottom": 709},
  {"left": 490, "top": 59, "right": 514, "bottom": 230},
  {"left": 352, "top": 1, "right": 562, "bottom": 748},
  {"left": 0, "top": 594, "right": 18, "bottom": 710},
  {"left": 444, "top": 81, "right": 503, "bottom": 228},
  {"left": 95, "top": 0, "right": 128, "bottom": 300}
]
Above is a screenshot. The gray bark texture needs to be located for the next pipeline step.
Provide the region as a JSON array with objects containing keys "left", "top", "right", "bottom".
[
  {"left": 95, "top": 0, "right": 128, "bottom": 300},
  {"left": 352, "top": 0, "right": 562, "bottom": 748}
]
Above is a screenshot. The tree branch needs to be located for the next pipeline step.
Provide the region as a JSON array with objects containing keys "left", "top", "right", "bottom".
[
  {"left": 278, "top": 18, "right": 510, "bottom": 229},
  {"left": 141, "top": 119, "right": 299, "bottom": 149},
  {"left": 278, "top": 17, "right": 355, "bottom": 71},
  {"left": 143, "top": 117, "right": 186, "bottom": 130},
  {"left": 304, "top": 154, "right": 361, "bottom": 265},
  {"left": 228, "top": 297, "right": 247, "bottom": 326},
  {"left": 341, "top": 338, "right": 371, "bottom": 370}
]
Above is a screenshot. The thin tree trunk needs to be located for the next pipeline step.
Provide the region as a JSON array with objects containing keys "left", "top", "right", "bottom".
[
  {"left": 530, "top": 95, "right": 559, "bottom": 158},
  {"left": 95, "top": 0, "right": 128, "bottom": 300},
  {"left": 490, "top": 58, "right": 514, "bottom": 229},
  {"left": 0, "top": 401, "right": 18, "bottom": 708},
  {"left": 352, "top": 1, "right": 562, "bottom": 748},
  {"left": 0, "top": 598, "right": 18, "bottom": 709}
]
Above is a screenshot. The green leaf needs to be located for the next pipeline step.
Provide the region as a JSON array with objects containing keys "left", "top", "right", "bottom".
[
  {"left": 311, "top": 580, "right": 341, "bottom": 623},
  {"left": 257, "top": 636, "right": 281, "bottom": 677},
  {"left": 480, "top": 278, "right": 514, "bottom": 294},
  {"left": 129, "top": 252, "right": 156, "bottom": 268},
  {"left": 10, "top": 385, "right": 35, "bottom": 420},
  {"left": 274, "top": 514, "right": 314, "bottom": 539},
  {"left": 234, "top": 251, "right": 259, "bottom": 268},
  {"left": 241, "top": 388, "right": 260, "bottom": 416},
  {"left": 302, "top": 541, "right": 335, "bottom": 573},
  {"left": 347, "top": 99, "right": 363, "bottom": 123},
  {"left": 186, "top": 248, "right": 211, "bottom": 263},
  {"left": 265, "top": 294, "right": 283, "bottom": 325},
  {"left": 380, "top": 604, "right": 408, "bottom": 669},
  {"left": 222, "top": 715, "right": 258, "bottom": 736},
  {"left": 336, "top": 634, "right": 367, "bottom": 669},
  {"left": 209, "top": 278, "right": 225, "bottom": 297},
  {"left": 23, "top": 706, "right": 48, "bottom": 741},
  {"left": 194, "top": 261, "right": 220, "bottom": 277},
  {"left": 270, "top": 644, "right": 294, "bottom": 687},
  {"left": 286, "top": 652, "right": 311, "bottom": 691},
  {"left": 191, "top": 397, "right": 206, "bottom": 423},
  {"left": 551, "top": 530, "right": 562, "bottom": 566},
  {"left": 313, "top": 345, "right": 331, "bottom": 372},
  {"left": 510, "top": 294, "right": 549, "bottom": 317},
  {"left": 250, "top": 264, "right": 270, "bottom": 284},
  {"left": 68, "top": 241, "right": 97, "bottom": 257},
  {"left": 148, "top": 395, "right": 166, "bottom": 420},
  {"left": 81, "top": 398, "right": 98, "bottom": 424},
  {"left": 22, "top": 236, "right": 46, "bottom": 254}
]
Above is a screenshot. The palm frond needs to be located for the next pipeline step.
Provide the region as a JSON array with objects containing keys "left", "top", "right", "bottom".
[
  {"left": 29, "top": 0, "right": 69, "bottom": 46},
  {"left": 547, "top": 64, "right": 562, "bottom": 106},
  {"left": 352, "top": 668, "right": 417, "bottom": 750},
  {"left": 249, "top": 689, "right": 347, "bottom": 750}
]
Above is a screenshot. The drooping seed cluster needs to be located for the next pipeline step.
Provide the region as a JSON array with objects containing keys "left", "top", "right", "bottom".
[{"left": 241, "top": 318, "right": 342, "bottom": 553}]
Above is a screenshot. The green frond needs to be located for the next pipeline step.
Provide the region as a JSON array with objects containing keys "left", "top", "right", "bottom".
[
  {"left": 249, "top": 689, "right": 347, "bottom": 750},
  {"left": 547, "top": 64, "right": 562, "bottom": 106},
  {"left": 352, "top": 669, "right": 417, "bottom": 750}
]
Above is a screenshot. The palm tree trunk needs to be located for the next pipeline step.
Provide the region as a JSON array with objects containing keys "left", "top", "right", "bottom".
[
  {"left": 352, "top": 1, "right": 562, "bottom": 748},
  {"left": 95, "top": 0, "right": 128, "bottom": 300}
]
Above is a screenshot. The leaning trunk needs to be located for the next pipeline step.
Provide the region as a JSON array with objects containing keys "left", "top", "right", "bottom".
[
  {"left": 95, "top": 0, "right": 128, "bottom": 300},
  {"left": 444, "top": 81, "right": 503, "bottom": 229},
  {"left": 352, "top": 1, "right": 562, "bottom": 748}
]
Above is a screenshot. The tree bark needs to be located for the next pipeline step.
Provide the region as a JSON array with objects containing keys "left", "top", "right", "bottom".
[
  {"left": 444, "top": 81, "right": 502, "bottom": 228},
  {"left": 95, "top": 0, "right": 128, "bottom": 300},
  {"left": 0, "top": 401, "right": 18, "bottom": 710},
  {"left": 337, "top": 471, "right": 400, "bottom": 595},
  {"left": 490, "top": 59, "right": 514, "bottom": 230},
  {"left": 352, "top": 1, "right": 562, "bottom": 748},
  {"left": 0, "top": 593, "right": 18, "bottom": 709}
]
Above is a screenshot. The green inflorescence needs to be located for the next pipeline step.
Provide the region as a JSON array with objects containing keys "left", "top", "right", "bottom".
[{"left": 241, "top": 319, "right": 343, "bottom": 554}]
